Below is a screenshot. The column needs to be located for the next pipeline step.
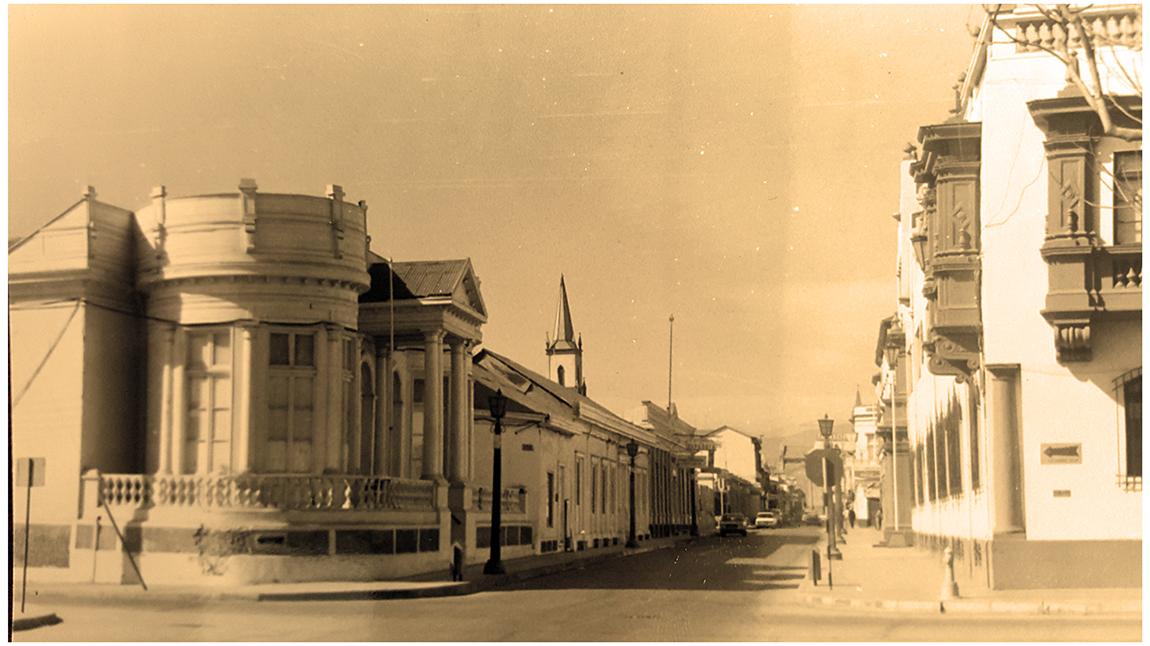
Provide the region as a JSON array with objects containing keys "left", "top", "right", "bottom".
[
  {"left": 375, "top": 344, "right": 389, "bottom": 476},
  {"left": 448, "top": 339, "right": 470, "bottom": 483},
  {"left": 989, "top": 365, "right": 1025, "bottom": 534},
  {"left": 170, "top": 327, "right": 187, "bottom": 475},
  {"left": 157, "top": 324, "right": 175, "bottom": 474},
  {"left": 421, "top": 330, "right": 445, "bottom": 480},
  {"left": 325, "top": 325, "right": 342, "bottom": 472},
  {"left": 234, "top": 324, "right": 254, "bottom": 473}
]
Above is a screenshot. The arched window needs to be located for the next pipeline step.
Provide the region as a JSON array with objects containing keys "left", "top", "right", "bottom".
[
  {"left": 557, "top": 365, "right": 566, "bottom": 386},
  {"left": 359, "top": 362, "right": 374, "bottom": 474}
]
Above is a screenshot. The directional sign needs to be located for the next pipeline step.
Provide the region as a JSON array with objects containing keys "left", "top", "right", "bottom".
[
  {"left": 1041, "top": 443, "right": 1082, "bottom": 465},
  {"left": 804, "top": 449, "right": 843, "bottom": 487}
]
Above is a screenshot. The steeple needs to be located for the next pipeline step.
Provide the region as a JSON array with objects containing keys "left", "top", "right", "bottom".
[
  {"left": 546, "top": 275, "right": 585, "bottom": 393},
  {"left": 553, "top": 274, "right": 576, "bottom": 346},
  {"left": 854, "top": 386, "right": 862, "bottom": 408}
]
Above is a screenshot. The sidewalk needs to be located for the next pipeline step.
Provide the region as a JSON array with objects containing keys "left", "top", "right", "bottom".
[
  {"left": 799, "top": 527, "right": 1141, "bottom": 616},
  {"left": 12, "top": 534, "right": 697, "bottom": 609}
]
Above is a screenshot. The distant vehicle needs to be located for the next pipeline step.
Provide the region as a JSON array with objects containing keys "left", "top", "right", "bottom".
[
  {"left": 718, "top": 513, "right": 748, "bottom": 537},
  {"left": 803, "top": 511, "right": 824, "bottom": 526},
  {"left": 754, "top": 511, "right": 780, "bottom": 529}
]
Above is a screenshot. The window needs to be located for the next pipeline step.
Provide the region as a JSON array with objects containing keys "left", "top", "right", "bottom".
[
  {"left": 969, "top": 389, "right": 981, "bottom": 492},
  {"left": 557, "top": 365, "right": 566, "bottom": 386},
  {"left": 546, "top": 472, "right": 555, "bottom": 528},
  {"left": 945, "top": 394, "right": 963, "bottom": 496},
  {"left": 575, "top": 455, "right": 583, "bottom": 506},
  {"left": 601, "top": 463, "right": 608, "bottom": 513},
  {"left": 591, "top": 462, "right": 598, "bottom": 513},
  {"left": 267, "top": 331, "right": 316, "bottom": 473},
  {"left": 926, "top": 428, "right": 938, "bottom": 502},
  {"left": 1114, "top": 151, "right": 1142, "bottom": 245},
  {"left": 185, "top": 330, "right": 232, "bottom": 474},
  {"left": 1117, "top": 369, "right": 1142, "bottom": 490}
]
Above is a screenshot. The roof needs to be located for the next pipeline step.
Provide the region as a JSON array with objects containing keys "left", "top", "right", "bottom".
[
  {"left": 703, "top": 425, "right": 761, "bottom": 442},
  {"left": 474, "top": 348, "right": 652, "bottom": 444},
  {"left": 360, "top": 258, "right": 487, "bottom": 317}
]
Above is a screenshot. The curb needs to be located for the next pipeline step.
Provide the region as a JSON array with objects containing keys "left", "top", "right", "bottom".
[
  {"left": 800, "top": 593, "right": 1142, "bottom": 617},
  {"left": 471, "top": 536, "right": 696, "bottom": 591},
  {"left": 12, "top": 612, "right": 63, "bottom": 632},
  {"left": 255, "top": 582, "right": 475, "bottom": 602}
]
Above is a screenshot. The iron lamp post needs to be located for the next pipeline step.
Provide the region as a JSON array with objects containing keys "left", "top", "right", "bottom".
[
  {"left": 483, "top": 389, "right": 508, "bottom": 575},
  {"left": 626, "top": 441, "right": 640, "bottom": 548},
  {"left": 818, "top": 414, "right": 843, "bottom": 561}
]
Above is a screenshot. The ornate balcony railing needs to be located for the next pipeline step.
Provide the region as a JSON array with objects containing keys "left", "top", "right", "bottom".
[
  {"left": 1012, "top": 9, "right": 1141, "bottom": 53},
  {"left": 472, "top": 486, "right": 526, "bottom": 514},
  {"left": 98, "top": 473, "right": 436, "bottom": 512}
]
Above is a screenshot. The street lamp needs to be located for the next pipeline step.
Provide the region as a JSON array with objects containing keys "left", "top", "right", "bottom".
[
  {"left": 818, "top": 414, "right": 843, "bottom": 561},
  {"left": 884, "top": 342, "right": 902, "bottom": 536},
  {"left": 626, "top": 441, "right": 639, "bottom": 548},
  {"left": 483, "top": 389, "right": 508, "bottom": 575}
]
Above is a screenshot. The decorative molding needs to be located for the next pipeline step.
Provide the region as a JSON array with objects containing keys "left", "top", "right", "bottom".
[
  {"left": 239, "top": 178, "right": 259, "bottom": 253},
  {"left": 1053, "top": 319, "right": 1092, "bottom": 362},
  {"left": 327, "top": 184, "right": 345, "bottom": 260}
]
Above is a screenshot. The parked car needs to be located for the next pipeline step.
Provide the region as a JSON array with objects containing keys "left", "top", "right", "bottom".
[
  {"left": 718, "top": 513, "right": 748, "bottom": 537},
  {"left": 754, "top": 511, "right": 780, "bottom": 529}
]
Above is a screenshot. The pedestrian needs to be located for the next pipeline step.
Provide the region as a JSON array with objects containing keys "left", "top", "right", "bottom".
[
  {"left": 875, "top": 508, "right": 883, "bottom": 530},
  {"left": 848, "top": 508, "right": 856, "bottom": 528}
]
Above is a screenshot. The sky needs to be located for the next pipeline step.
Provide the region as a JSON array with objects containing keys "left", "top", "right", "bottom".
[{"left": 8, "top": 4, "right": 979, "bottom": 438}]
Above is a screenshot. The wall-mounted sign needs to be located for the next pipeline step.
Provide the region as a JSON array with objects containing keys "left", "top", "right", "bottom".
[
  {"left": 521, "top": 443, "right": 535, "bottom": 452},
  {"left": 1040, "top": 443, "right": 1082, "bottom": 465}
]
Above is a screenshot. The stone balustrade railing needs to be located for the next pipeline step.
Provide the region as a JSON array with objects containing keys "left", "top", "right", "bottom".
[
  {"left": 98, "top": 473, "right": 436, "bottom": 512},
  {"left": 472, "top": 486, "right": 526, "bottom": 514},
  {"left": 1012, "top": 9, "right": 1141, "bottom": 52}
]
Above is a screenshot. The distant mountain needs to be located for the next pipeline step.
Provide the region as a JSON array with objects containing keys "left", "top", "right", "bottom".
[{"left": 761, "top": 427, "right": 822, "bottom": 470}]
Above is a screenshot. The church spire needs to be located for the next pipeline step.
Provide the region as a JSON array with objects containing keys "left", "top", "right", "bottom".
[
  {"left": 854, "top": 385, "right": 862, "bottom": 408},
  {"left": 546, "top": 275, "right": 585, "bottom": 393},
  {"left": 553, "top": 274, "right": 576, "bottom": 344}
]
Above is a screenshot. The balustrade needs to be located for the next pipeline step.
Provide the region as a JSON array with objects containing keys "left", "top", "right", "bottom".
[
  {"left": 472, "top": 486, "right": 526, "bottom": 514},
  {"left": 1012, "top": 10, "right": 1141, "bottom": 53},
  {"left": 98, "top": 473, "right": 435, "bottom": 512}
]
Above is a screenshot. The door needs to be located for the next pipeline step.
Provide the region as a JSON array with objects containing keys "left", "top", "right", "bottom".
[{"left": 558, "top": 464, "right": 568, "bottom": 548}]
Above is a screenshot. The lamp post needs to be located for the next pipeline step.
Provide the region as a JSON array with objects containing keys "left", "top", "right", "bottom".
[
  {"left": 483, "top": 389, "right": 508, "bottom": 575},
  {"left": 884, "top": 343, "right": 901, "bottom": 536},
  {"left": 818, "top": 414, "right": 843, "bottom": 561},
  {"left": 626, "top": 441, "right": 639, "bottom": 548}
]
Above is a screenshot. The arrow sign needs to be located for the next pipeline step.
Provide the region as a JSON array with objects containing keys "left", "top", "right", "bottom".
[{"left": 1040, "top": 443, "right": 1082, "bottom": 464}]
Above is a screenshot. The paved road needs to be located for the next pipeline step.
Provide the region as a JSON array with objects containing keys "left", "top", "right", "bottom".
[{"left": 17, "top": 527, "right": 1140, "bottom": 641}]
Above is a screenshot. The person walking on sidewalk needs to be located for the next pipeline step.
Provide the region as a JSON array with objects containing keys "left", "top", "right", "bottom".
[
  {"left": 848, "top": 508, "right": 856, "bottom": 529},
  {"left": 874, "top": 508, "right": 882, "bottom": 530}
]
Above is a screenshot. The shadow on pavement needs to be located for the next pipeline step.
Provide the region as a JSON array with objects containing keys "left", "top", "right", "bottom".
[{"left": 498, "top": 531, "right": 819, "bottom": 592}]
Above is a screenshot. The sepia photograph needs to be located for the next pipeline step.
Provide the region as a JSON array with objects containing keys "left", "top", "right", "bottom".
[{"left": 7, "top": 2, "right": 1142, "bottom": 641}]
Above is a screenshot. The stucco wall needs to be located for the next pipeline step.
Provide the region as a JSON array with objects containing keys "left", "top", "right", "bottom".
[{"left": 11, "top": 303, "right": 87, "bottom": 527}]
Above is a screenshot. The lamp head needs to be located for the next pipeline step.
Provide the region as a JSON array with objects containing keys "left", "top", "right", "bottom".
[
  {"left": 487, "top": 389, "right": 508, "bottom": 419},
  {"left": 817, "top": 414, "right": 834, "bottom": 439},
  {"left": 626, "top": 441, "right": 639, "bottom": 458}
]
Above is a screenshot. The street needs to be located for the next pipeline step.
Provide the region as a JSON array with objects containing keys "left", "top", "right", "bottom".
[{"left": 17, "top": 527, "right": 1140, "bottom": 642}]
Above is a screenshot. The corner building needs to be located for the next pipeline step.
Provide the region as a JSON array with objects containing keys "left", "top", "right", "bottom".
[
  {"left": 10, "top": 181, "right": 485, "bottom": 585},
  {"left": 884, "top": 5, "right": 1141, "bottom": 590}
]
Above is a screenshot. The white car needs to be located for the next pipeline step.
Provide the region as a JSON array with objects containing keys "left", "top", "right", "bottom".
[{"left": 754, "top": 511, "right": 780, "bottom": 529}]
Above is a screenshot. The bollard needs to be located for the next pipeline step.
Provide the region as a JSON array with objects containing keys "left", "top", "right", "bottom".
[
  {"left": 940, "top": 546, "right": 959, "bottom": 601},
  {"left": 810, "top": 549, "right": 821, "bottom": 586}
]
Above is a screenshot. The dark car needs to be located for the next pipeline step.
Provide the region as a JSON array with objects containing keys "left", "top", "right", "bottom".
[{"left": 718, "top": 513, "right": 748, "bottom": 537}]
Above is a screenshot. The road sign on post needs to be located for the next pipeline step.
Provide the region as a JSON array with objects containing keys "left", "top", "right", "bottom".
[
  {"left": 804, "top": 449, "right": 842, "bottom": 487},
  {"left": 15, "top": 457, "right": 45, "bottom": 613}
]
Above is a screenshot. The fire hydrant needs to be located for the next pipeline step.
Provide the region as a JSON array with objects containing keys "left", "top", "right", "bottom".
[{"left": 940, "top": 546, "right": 959, "bottom": 601}]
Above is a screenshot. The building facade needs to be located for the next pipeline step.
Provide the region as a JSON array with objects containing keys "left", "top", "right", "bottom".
[
  {"left": 881, "top": 4, "right": 1141, "bottom": 589},
  {"left": 11, "top": 182, "right": 517, "bottom": 585}
]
